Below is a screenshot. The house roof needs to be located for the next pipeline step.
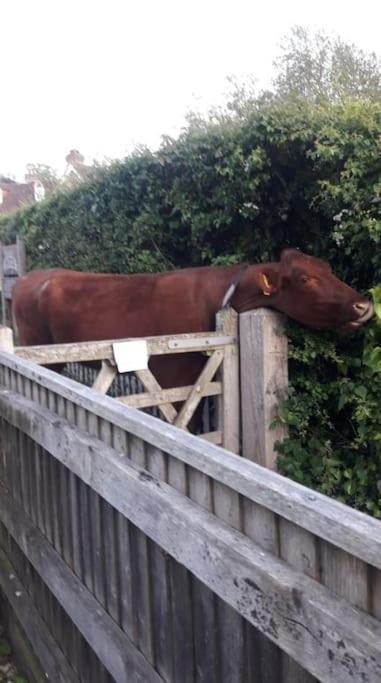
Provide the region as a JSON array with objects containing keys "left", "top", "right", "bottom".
[{"left": 0, "top": 181, "right": 36, "bottom": 214}]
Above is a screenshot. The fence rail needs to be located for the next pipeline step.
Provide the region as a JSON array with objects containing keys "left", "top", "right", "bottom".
[{"left": 0, "top": 350, "right": 380, "bottom": 682}]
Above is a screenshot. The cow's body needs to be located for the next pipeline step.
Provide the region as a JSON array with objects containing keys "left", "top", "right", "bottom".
[
  {"left": 12, "top": 264, "right": 255, "bottom": 392},
  {"left": 13, "top": 265, "right": 243, "bottom": 345},
  {"left": 13, "top": 250, "right": 374, "bottom": 397}
]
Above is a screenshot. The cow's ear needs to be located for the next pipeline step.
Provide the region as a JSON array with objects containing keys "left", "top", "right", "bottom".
[{"left": 258, "top": 270, "right": 278, "bottom": 296}]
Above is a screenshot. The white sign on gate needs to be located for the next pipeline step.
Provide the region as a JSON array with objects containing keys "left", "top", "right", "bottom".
[{"left": 112, "top": 340, "right": 149, "bottom": 373}]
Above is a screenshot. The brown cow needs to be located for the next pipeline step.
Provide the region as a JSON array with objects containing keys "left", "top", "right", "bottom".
[{"left": 12, "top": 249, "right": 373, "bottom": 393}]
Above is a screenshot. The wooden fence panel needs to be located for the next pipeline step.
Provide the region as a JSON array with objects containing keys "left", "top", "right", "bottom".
[{"left": 0, "top": 353, "right": 380, "bottom": 683}]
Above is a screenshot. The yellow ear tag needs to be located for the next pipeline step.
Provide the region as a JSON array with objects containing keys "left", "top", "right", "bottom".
[{"left": 262, "top": 273, "right": 271, "bottom": 296}]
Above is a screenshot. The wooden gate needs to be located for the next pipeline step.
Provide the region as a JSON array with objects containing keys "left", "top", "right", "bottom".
[{"left": 0, "top": 307, "right": 240, "bottom": 452}]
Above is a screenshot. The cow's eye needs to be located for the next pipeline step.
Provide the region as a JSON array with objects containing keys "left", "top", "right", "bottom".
[{"left": 300, "top": 275, "right": 309, "bottom": 284}]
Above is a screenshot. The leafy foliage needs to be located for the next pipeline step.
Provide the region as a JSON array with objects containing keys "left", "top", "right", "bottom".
[
  {"left": 0, "top": 34, "right": 380, "bottom": 515},
  {"left": 276, "top": 292, "right": 381, "bottom": 517},
  {"left": 273, "top": 25, "right": 381, "bottom": 102}
]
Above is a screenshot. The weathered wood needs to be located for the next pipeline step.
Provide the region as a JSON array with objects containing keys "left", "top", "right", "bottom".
[
  {"left": 174, "top": 349, "right": 224, "bottom": 429},
  {"left": 16, "top": 236, "right": 26, "bottom": 275},
  {"left": 199, "top": 430, "right": 222, "bottom": 444},
  {"left": 92, "top": 360, "right": 117, "bottom": 394},
  {"left": 371, "top": 567, "right": 381, "bottom": 620},
  {"left": 0, "top": 547, "right": 78, "bottom": 682},
  {"left": 75, "top": 406, "right": 93, "bottom": 593},
  {"left": 0, "top": 326, "right": 14, "bottom": 352},
  {"left": 128, "top": 435, "right": 155, "bottom": 665},
  {"left": 15, "top": 332, "right": 235, "bottom": 364},
  {"left": 242, "top": 499, "right": 282, "bottom": 682},
  {"left": 279, "top": 519, "right": 319, "bottom": 683},
  {"left": 0, "top": 240, "right": 25, "bottom": 325},
  {"left": 188, "top": 464, "right": 217, "bottom": 683},
  {"left": 320, "top": 540, "right": 369, "bottom": 610},
  {"left": 240, "top": 308, "right": 288, "bottom": 469},
  {"left": 136, "top": 368, "right": 179, "bottom": 424},
  {"left": 0, "top": 482, "right": 163, "bottom": 683},
  {"left": 216, "top": 307, "right": 240, "bottom": 454},
  {"left": 116, "top": 514, "right": 138, "bottom": 641},
  {"left": 212, "top": 475, "right": 245, "bottom": 682},
  {"left": 166, "top": 437, "right": 195, "bottom": 683},
  {"left": 0, "top": 356, "right": 380, "bottom": 573},
  {"left": 2, "top": 393, "right": 381, "bottom": 682},
  {"left": 145, "top": 444, "right": 174, "bottom": 681},
  {"left": 0, "top": 245, "right": 5, "bottom": 325},
  {"left": 102, "top": 501, "right": 119, "bottom": 622},
  {"left": 117, "top": 381, "right": 221, "bottom": 409}
]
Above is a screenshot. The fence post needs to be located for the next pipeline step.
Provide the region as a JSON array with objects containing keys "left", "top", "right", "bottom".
[
  {"left": 0, "top": 327, "right": 14, "bottom": 353},
  {"left": 0, "top": 243, "right": 5, "bottom": 326},
  {"left": 216, "top": 307, "right": 240, "bottom": 454},
  {"left": 0, "top": 238, "right": 25, "bottom": 327},
  {"left": 239, "top": 308, "right": 288, "bottom": 470},
  {"left": 16, "top": 237, "right": 26, "bottom": 275}
]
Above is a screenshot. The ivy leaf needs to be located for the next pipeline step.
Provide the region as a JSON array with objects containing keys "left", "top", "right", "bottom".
[
  {"left": 338, "top": 394, "right": 347, "bottom": 411},
  {"left": 354, "top": 386, "right": 367, "bottom": 399}
]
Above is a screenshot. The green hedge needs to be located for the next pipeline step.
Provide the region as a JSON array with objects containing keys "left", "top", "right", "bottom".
[{"left": 1, "top": 98, "right": 380, "bottom": 514}]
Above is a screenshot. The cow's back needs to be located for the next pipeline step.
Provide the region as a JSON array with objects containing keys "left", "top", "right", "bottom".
[{"left": 12, "top": 266, "right": 231, "bottom": 346}]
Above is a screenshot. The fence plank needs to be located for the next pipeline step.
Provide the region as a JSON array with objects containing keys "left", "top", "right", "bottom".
[
  {"left": 117, "top": 381, "right": 221, "bottom": 409},
  {"left": 371, "top": 568, "right": 381, "bottom": 620},
  {"left": 92, "top": 360, "right": 117, "bottom": 394},
  {"left": 279, "top": 519, "right": 319, "bottom": 683},
  {"left": 15, "top": 332, "right": 235, "bottom": 364},
  {"left": 0, "top": 547, "right": 78, "bottom": 682},
  {"left": 116, "top": 514, "right": 138, "bottom": 642},
  {"left": 216, "top": 308, "right": 240, "bottom": 453},
  {"left": 166, "top": 444, "right": 195, "bottom": 683},
  {"left": 243, "top": 500, "right": 282, "bottom": 683},
  {"left": 320, "top": 540, "right": 369, "bottom": 610},
  {"left": 75, "top": 406, "right": 94, "bottom": 594},
  {"left": 129, "top": 435, "right": 155, "bottom": 666},
  {"left": 188, "top": 470, "right": 218, "bottom": 683},
  {"left": 146, "top": 444, "right": 174, "bottom": 682},
  {"left": 215, "top": 572, "right": 245, "bottom": 682}
]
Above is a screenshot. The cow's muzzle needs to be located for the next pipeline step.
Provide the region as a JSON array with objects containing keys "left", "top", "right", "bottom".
[{"left": 343, "top": 301, "right": 374, "bottom": 329}]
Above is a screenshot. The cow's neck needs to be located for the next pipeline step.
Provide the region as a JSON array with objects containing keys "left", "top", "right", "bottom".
[{"left": 229, "top": 262, "right": 280, "bottom": 313}]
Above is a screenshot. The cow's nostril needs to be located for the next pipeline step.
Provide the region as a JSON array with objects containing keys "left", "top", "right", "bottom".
[{"left": 353, "top": 302, "right": 369, "bottom": 315}]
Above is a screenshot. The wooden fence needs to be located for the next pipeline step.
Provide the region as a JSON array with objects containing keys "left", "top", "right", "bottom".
[{"left": 0, "top": 347, "right": 380, "bottom": 682}]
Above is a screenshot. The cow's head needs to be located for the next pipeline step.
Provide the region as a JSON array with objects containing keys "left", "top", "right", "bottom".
[{"left": 242, "top": 249, "right": 374, "bottom": 330}]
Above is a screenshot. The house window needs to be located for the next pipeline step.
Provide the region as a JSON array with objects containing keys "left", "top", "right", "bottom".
[{"left": 34, "top": 181, "right": 45, "bottom": 202}]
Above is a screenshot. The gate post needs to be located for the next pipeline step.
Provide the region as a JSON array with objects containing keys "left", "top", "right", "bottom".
[
  {"left": 0, "top": 327, "right": 14, "bottom": 353},
  {"left": 239, "top": 308, "right": 288, "bottom": 470}
]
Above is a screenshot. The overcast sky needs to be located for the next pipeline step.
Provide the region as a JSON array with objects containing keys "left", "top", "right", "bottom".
[{"left": 1, "top": 0, "right": 380, "bottom": 180}]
